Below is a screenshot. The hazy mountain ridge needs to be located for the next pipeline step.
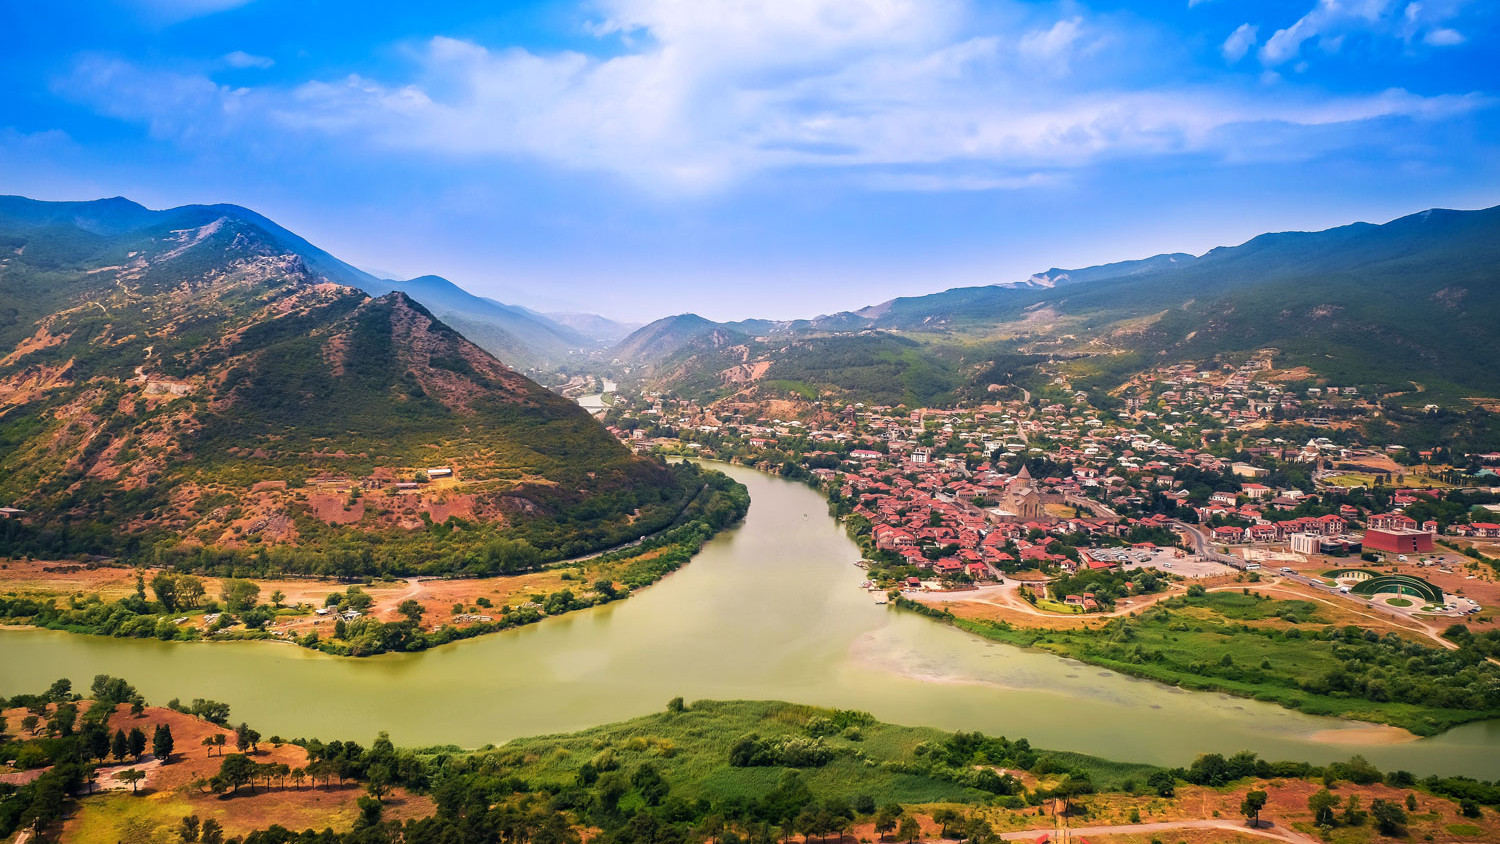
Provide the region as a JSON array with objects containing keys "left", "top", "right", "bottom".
[
  {"left": 0, "top": 196, "right": 686, "bottom": 561},
  {"left": 609, "top": 203, "right": 1500, "bottom": 405}
]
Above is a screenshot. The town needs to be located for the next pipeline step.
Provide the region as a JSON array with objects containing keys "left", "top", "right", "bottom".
[{"left": 597, "top": 350, "right": 1500, "bottom": 638}]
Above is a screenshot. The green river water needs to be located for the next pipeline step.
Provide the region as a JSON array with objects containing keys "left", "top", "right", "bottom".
[{"left": 2, "top": 462, "right": 1497, "bottom": 776}]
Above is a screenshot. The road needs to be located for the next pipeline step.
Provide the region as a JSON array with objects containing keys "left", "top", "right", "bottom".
[
  {"left": 998, "top": 818, "right": 1317, "bottom": 843},
  {"left": 1172, "top": 520, "right": 1243, "bottom": 566}
]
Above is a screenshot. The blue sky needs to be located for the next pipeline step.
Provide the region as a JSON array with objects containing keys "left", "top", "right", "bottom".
[{"left": 2, "top": 0, "right": 1496, "bottom": 322}]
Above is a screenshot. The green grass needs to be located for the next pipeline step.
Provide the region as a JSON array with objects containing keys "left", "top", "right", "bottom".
[
  {"left": 1386, "top": 598, "right": 1413, "bottom": 607},
  {"left": 1447, "top": 823, "right": 1484, "bottom": 836},
  {"left": 939, "top": 592, "right": 1500, "bottom": 736},
  {"left": 1035, "top": 599, "right": 1084, "bottom": 614},
  {"left": 466, "top": 700, "right": 1158, "bottom": 803}
]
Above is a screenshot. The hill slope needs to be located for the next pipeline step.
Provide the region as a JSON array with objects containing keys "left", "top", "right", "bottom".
[
  {"left": 0, "top": 197, "right": 690, "bottom": 569},
  {"left": 356, "top": 274, "right": 595, "bottom": 370}
]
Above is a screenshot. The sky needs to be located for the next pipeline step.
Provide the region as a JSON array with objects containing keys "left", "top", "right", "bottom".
[{"left": 1, "top": 0, "right": 1497, "bottom": 322}]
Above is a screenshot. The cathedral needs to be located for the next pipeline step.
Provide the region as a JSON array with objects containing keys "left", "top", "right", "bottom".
[{"left": 994, "top": 464, "right": 1046, "bottom": 522}]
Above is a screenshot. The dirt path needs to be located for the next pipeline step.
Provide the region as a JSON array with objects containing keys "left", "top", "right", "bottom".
[
  {"left": 377, "top": 578, "right": 425, "bottom": 620},
  {"left": 998, "top": 818, "right": 1318, "bottom": 843},
  {"left": 919, "top": 581, "right": 1186, "bottom": 621},
  {"left": 1218, "top": 582, "right": 1456, "bottom": 650}
]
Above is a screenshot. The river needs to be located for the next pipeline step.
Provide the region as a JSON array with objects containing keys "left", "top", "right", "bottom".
[
  {"left": 2, "top": 462, "right": 1498, "bottom": 776},
  {"left": 576, "top": 378, "right": 617, "bottom": 413}
]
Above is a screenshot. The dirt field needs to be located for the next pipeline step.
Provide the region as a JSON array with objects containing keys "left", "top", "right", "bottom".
[
  {"left": 0, "top": 558, "right": 589, "bottom": 639},
  {"left": 1, "top": 704, "right": 434, "bottom": 843}
]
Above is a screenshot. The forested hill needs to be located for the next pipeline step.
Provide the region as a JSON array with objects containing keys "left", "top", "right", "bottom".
[{"left": 0, "top": 195, "right": 692, "bottom": 570}]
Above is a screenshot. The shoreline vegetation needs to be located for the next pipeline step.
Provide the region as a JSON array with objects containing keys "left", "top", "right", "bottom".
[
  {"left": 7, "top": 681, "right": 1500, "bottom": 844},
  {"left": 0, "top": 463, "right": 749, "bottom": 658}
]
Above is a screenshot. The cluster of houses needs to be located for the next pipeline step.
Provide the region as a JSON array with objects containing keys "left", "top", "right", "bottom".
[{"left": 603, "top": 357, "right": 1500, "bottom": 576}]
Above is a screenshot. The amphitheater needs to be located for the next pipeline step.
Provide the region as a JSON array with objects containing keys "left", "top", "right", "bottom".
[{"left": 1325, "top": 569, "right": 1446, "bottom": 604}]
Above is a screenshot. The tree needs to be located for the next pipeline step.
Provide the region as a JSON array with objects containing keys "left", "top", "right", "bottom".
[
  {"left": 1147, "top": 770, "right": 1176, "bottom": 798},
  {"left": 1370, "top": 799, "right": 1407, "bottom": 836},
  {"left": 178, "top": 814, "right": 201, "bottom": 842},
  {"left": 116, "top": 768, "right": 146, "bottom": 793},
  {"left": 931, "top": 808, "right": 960, "bottom": 838},
  {"left": 397, "top": 599, "right": 424, "bottom": 626},
  {"left": 113, "top": 729, "right": 130, "bottom": 761},
  {"left": 153, "top": 723, "right": 174, "bottom": 761},
  {"left": 200, "top": 818, "right": 224, "bottom": 844},
  {"left": 21, "top": 714, "right": 40, "bottom": 736},
  {"left": 217, "top": 753, "right": 257, "bottom": 794},
  {"left": 220, "top": 578, "right": 260, "bottom": 612},
  {"left": 632, "top": 763, "right": 669, "bottom": 807},
  {"left": 128, "top": 726, "right": 147, "bottom": 760},
  {"left": 45, "top": 678, "right": 73, "bottom": 701},
  {"left": 897, "top": 816, "right": 921, "bottom": 844},
  {"left": 84, "top": 723, "right": 111, "bottom": 760},
  {"left": 270, "top": 589, "right": 286, "bottom": 608},
  {"left": 1308, "top": 789, "right": 1338, "bottom": 826},
  {"left": 177, "top": 575, "right": 206, "bottom": 609},
  {"left": 875, "top": 806, "right": 901, "bottom": 841},
  {"left": 1241, "top": 790, "right": 1268, "bottom": 828},
  {"left": 151, "top": 572, "right": 179, "bottom": 612}
]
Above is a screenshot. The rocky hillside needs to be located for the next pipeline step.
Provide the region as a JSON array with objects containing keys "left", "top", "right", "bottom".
[{"left": 0, "top": 196, "right": 689, "bottom": 571}]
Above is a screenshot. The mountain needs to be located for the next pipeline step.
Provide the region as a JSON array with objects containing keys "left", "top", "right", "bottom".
[
  {"left": 998, "top": 252, "right": 1197, "bottom": 290},
  {"left": 611, "top": 203, "right": 1500, "bottom": 406},
  {"left": 0, "top": 196, "right": 690, "bottom": 568},
  {"left": 612, "top": 314, "right": 749, "bottom": 369},
  {"left": 543, "top": 311, "right": 642, "bottom": 345},
  {"left": 356, "top": 274, "right": 595, "bottom": 370}
]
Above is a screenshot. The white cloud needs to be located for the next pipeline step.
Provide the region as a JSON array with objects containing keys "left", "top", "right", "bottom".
[
  {"left": 1259, "top": 0, "right": 1471, "bottom": 66},
  {"left": 222, "top": 51, "right": 274, "bottom": 69},
  {"left": 1424, "top": 27, "right": 1465, "bottom": 45},
  {"left": 1018, "top": 17, "right": 1089, "bottom": 72},
  {"left": 1222, "top": 24, "right": 1259, "bottom": 62},
  {"left": 56, "top": 0, "right": 1489, "bottom": 193}
]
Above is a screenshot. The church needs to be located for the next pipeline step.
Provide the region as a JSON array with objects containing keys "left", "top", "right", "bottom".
[{"left": 992, "top": 465, "right": 1046, "bottom": 522}]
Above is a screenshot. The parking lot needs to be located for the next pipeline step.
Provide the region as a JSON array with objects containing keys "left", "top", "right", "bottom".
[{"left": 1092, "top": 546, "right": 1240, "bottom": 579}]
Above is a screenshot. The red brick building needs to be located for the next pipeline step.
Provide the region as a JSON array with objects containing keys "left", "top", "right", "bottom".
[{"left": 1363, "top": 528, "right": 1434, "bottom": 554}]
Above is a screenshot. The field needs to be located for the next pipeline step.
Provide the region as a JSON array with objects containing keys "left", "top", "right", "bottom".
[
  {"left": 471, "top": 699, "right": 1159, "bottom": 803},
  {"left": 946, "top": 589, "right": 1500, "bottom": 736},
  {"left": 0, "top": 703, "right": 433, "bottom": 843}
]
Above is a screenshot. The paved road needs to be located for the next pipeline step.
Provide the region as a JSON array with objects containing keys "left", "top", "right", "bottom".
[{"left": 1171, "top": 520, "right": 1243, "bottom": 566}]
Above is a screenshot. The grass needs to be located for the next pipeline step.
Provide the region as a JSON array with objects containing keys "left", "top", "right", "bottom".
[
  {"left": 1034, "top": 599, "right": 1085, "bottom": 614},
  {"left": 1386, "top": 598, "right": 1413, "bottom": 607},
  {"left": 465, "top": 699, "right": 1159, "bottom": 803},
  {"left": 939, "top": 591, "right": 1500, "bottom": 736}
]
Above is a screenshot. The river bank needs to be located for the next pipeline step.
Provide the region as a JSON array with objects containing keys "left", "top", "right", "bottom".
[{"left": 0, "top": 463, "right": 749, "bottom": 658}]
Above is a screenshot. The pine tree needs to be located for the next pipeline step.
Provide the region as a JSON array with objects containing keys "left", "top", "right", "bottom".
[
  {"left": 152, "top": 723, "right": 175, "bottom": 761},
  {"left": 128, "top": 726, "right": 147, "bottom": 760},
  {"left": 112, "top": 728, "right": 129, "bottom": 761}
]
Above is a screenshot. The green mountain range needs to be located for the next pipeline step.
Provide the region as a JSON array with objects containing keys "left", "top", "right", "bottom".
[
  {"left": 610, "top": 203, "right": 1500, "bottom": 405},
  {"left": 0, "top": 196, "right": 689, "bottom": 569}
]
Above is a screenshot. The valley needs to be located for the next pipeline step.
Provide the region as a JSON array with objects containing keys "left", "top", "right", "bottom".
[{"left": 4, "top": 195, "right": 1500, "bottom": 843}]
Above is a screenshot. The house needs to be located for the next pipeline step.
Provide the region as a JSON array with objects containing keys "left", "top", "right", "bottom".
[
  {"left": 426, "top": 467, "right": 453, "bottom": 479},
  {"left": 1370, "top": 512, "right": 1419, "bottom": 531},
  {"left": 0, "top": 507, "right": 24, "bottom": 519},
  {"left": 1211, "top": 525, "right": 1246, "bottom": 543}
]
